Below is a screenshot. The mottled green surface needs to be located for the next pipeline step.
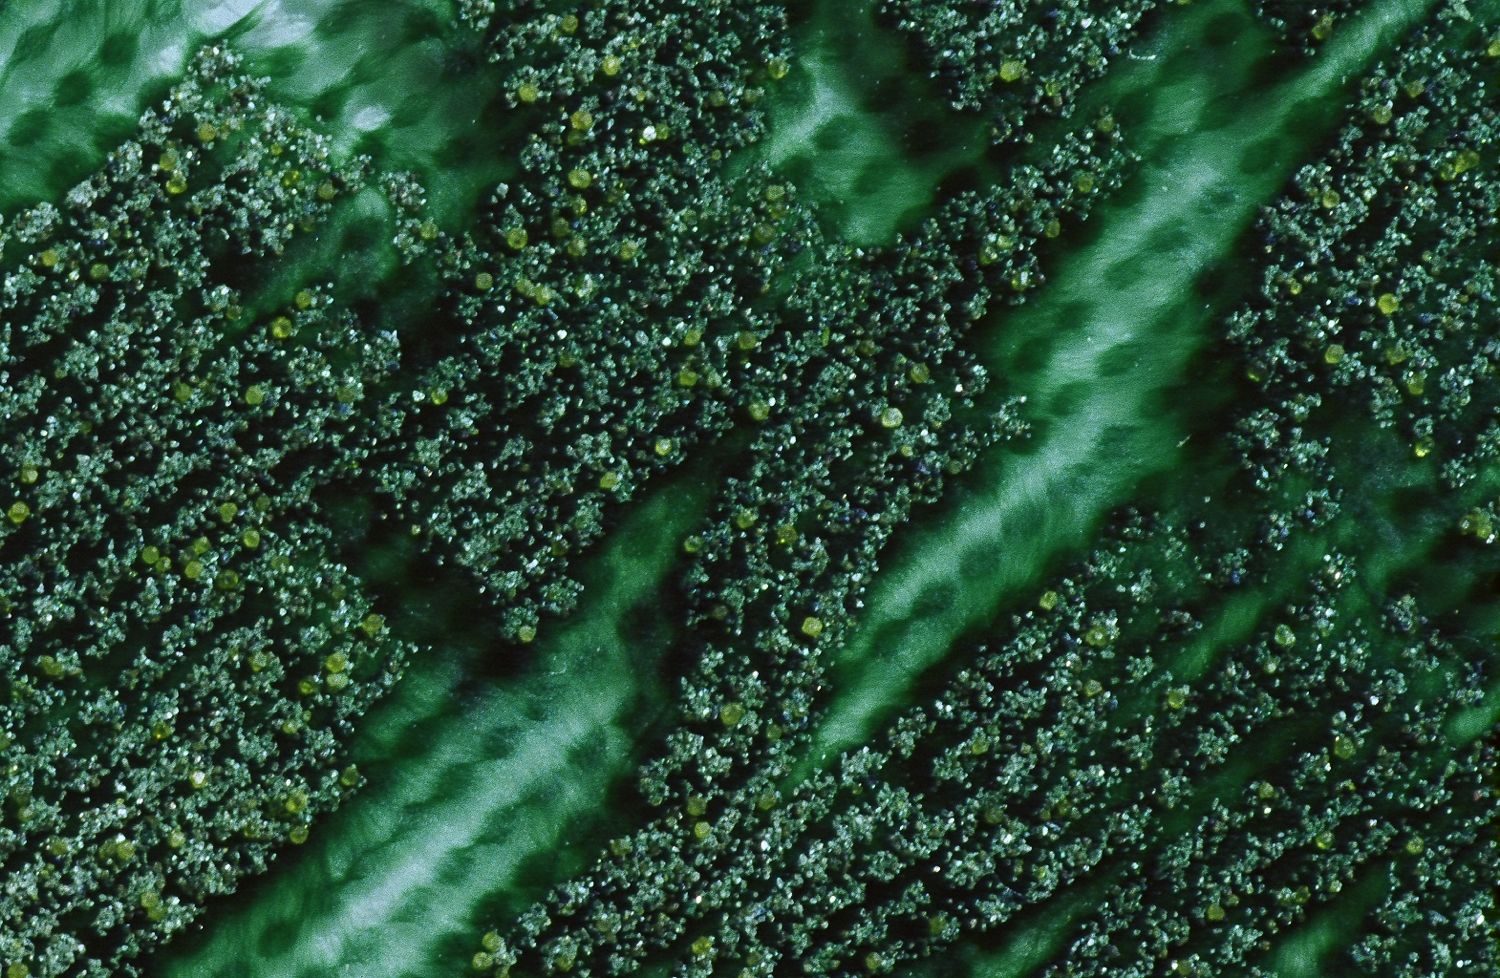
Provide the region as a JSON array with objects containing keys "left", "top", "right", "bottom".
[{"left": 0, "top": 0, "right": 1495, "bottom": 977}]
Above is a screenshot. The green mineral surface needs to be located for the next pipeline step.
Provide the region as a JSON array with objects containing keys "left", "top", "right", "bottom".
[{"left": 0, "top": 1, "right": 1495, "bottom": 977}]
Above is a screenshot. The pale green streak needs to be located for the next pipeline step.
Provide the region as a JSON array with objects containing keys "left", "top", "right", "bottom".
[
  {"left": 813, "top": 0, "right": 1441, "bottom": 766},
  {"left": 0, "top": 0, "right": 494, "bottom": 219},
  {"left": 764, "top": 0, "right": 986, "bottom": 244},
  {"left": 158, "top": 488, "right": 697, "bottom": 978}
]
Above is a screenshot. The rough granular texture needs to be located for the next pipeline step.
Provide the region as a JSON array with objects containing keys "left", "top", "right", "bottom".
[{"left": 0, "top": 2, "right": 1496, "bottom": 978}]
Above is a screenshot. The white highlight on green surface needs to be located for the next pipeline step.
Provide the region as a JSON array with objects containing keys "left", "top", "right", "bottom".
[
  {"left": 161, "top": 491, "right": 690, "bottom": 978},
  {"left": 812, "top": 0, "right": 1442, "bottom": 762}
]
